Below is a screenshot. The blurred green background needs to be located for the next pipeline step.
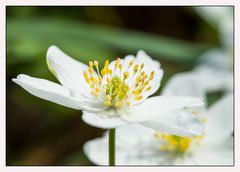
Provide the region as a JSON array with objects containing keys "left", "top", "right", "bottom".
[{"left": 7, "top": 6, "right": 225, "bottom": 165}]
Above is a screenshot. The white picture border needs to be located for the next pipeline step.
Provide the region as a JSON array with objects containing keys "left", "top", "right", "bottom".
[{"left": 1, "top": 0, "right": 239, "bottom": 171}]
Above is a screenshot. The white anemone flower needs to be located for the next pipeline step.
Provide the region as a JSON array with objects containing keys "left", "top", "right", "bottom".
[
  {"left": 84, "top": 93, "right": 233, "bottom": 165},
  {"left": 12, "top": 45, "right": 204, "bottom": 136},
  {"left": 162, "top": 48, "right": 233, "bottom": 101}
]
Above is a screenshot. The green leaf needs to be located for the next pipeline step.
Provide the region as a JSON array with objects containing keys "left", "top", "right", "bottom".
[{"left": 7, "top": 17, "right": 214, "bottom": 65}]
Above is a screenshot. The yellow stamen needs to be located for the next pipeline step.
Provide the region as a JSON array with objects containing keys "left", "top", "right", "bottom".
[
  {"left": 94, "top": 60, "right": 99, "bottom": 67},
  {"left": 124, "top": 72, "right": 129, "bottom": 80},
  {"left": 135, "top": 95, "right": 143, "bottom": 100},
  {"left": 83, "top": 58, "right": 156, "bottom": 108},
  {"left": 129, "top": 60, "right": 134, "bottom": 67},
  {"left": 88, "top": 67, "right": 93, "bottom": 74},
  {"left": 89, "top": 61, "right": 93, "bottom": 68},
  {"left": 146, "top": 86, "right": 151, "bottom": 91},
  {"left": 155, "top": 131, "right": 205, "bottom": 154},
  {"left": 134, "top": 64, "right": 139, "bottom": 74},
  {"left": 192, "top": 111, "right": 199, "bottom": 115}
]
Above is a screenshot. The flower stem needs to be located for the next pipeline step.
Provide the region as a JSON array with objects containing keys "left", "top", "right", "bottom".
[{"left": 108, "top": 128, "right": 115, "bottom": 166}]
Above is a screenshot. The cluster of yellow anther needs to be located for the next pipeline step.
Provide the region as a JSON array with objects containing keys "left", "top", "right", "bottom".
[
  {"left": 83, "top": 58, "right": 155, "bottom": 108},
  {"left": 154, "top": 132, "right": 204, "bottom": 154}
]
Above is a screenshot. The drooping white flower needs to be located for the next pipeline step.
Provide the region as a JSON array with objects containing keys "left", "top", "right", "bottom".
[
  {"left": 83, "top": 93, "right": 233, "bottom": 165},
  {"left": 12, "top": 45, "right": 204, "bottom": 136}
]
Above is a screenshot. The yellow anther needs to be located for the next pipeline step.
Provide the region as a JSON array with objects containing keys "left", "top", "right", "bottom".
[
  {"left": 91, "top": 91, "right": 99, "bottom": 97},
  {"left": 85, "top": 77, "right": 90, "bottom": 84},
  {"left": 126, "top": 102, "right": 130, "bottom": 106},
  {"left": 90, "top": 77, "right": 95, "bottom": 82},
  {"left": 125, "top": 85, "right": 130, "bottom": 91},
  {"left": 95, "top": 87, "right": 100, "bottom": 93},
  {"left": 118, "top": 90, "right": 123, "bottom": 97},
  {"left": 135, "top": 95, "right": 143, "bottom": 100},
  {"left": 134, "top": 64, "right": 139, "bottom": 73},
  {"left": 150, "top": 71, "right": 155, "bottom": 80},
  {"left": 88, "top": 67, "right": 94, "bottom": 74},
  {"left": 83, "top": 70, "right": 88, "bottom": 77},
  {"left": 201, "top": 118, "right": 206, "bottom": 124},
  {"left": 132, "top": 90, "right": 138, "bottom": 95},
  {"left": 146, "top": 86, "right": 151, "bottom": 91},
  {"left": 155, "top": 131, "right": 204, "bottom": 154},
  {"left": 98, "top": 76, "right": 102, "bottom": 84},
  {"left": 124, "top": 72, "right": 129, "bottom": 80},
  {"left": 129, "top": 60, "right": 134, "bottom": 67},
  {"left": 89, "top": 61, "right": 93, "bottom": 67},
  {"left": 192, "top": 111, "right": 199, "bottom": 115},
  {"left": 141, "top": 77, "right": 146, "bottom": 83},
  {"left": 115, "top": 101, "right": 121, "bottom": 107},
  {"left": 179, "top": 139, "right": 190, "bottom": 152},
  {"left": 115, "top": 58, "right": 120, "bottom": 68},
  {"left": 105, "top": 101, "right": 111, "bottom": 106},
  {"left": 144, "top": 80, "right": 150, "bottom": 86},
  {"left": 101, "top": 68, "right": 107, "bottom": 75},
  {"left": 136, "top": 76, "right": 141, "bottom": 83},
  {"left": 108, "top": 69, "right": 113, "bottom": 75},
  {"left": 94, "top": 60, "right": 99, "bottom": 67},
  {"left": 104, "top": 60, "right": 109, "bottom": 67},
  {"left": 141, "top": 63, "right": 144, "bottom": 69},
  {"left": 119, "top": 63, "right": 122, "bottom": 70},
  {"left": 140, "top": 71, "right": 145, "bottom": 76},
  {"left": 137, "top": 88, "right": 143, "bottom": 94},
  {"left": 143, "top": 74, "right": 148, "bottom": 79}
]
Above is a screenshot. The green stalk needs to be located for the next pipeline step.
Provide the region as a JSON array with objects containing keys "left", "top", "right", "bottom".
[{"left": 108, "top": 128, "right": 116, "bottom": 166}]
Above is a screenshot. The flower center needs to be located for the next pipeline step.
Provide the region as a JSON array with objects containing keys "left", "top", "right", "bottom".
[
  {"left": 154, "top": 132, "right": 205, "bottom": 155},
  {"left": 83, "top": 58, "right": 155, "bottom": 108}
]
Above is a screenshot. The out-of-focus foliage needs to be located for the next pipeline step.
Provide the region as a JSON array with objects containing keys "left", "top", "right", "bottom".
[
  {"left": 7, "top": 6, "right": 223, "bottom": 165},
  {"left": 7, "top": 17, "right": 213, "bottom": 65}
]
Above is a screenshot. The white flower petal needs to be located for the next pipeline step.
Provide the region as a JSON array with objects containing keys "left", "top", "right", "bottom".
[
  {"left": 140, "top": 110, "right": 204, "bottom": 137},
  {"left": 46, "top": 45, "right": 94, "bottom": 98},
  {"left": 136, "top": 50, "right": 160, "bottom": 68},
  {"left": 192, "top": 137, "right": 233, "bottom": 165},
  {"left": 83, "top": 124, "right": 156, "bottom": 165},
  {"left": 163, "top": 66, "right": 232, "bottom": 101},
  {"left": 131, "top": 95, "right": 204, "bottom": 114},
  {"left": 194, "top": 66, "right": 233, "bottom": 93},
  {"left": 83, "top": 137, "right": 108, "bottom": 165},
  {"left": 84, "top": 135, "right": 134, "bottom": 165},
  {"left": 162, "top": 72, "right": 206, "bottom": 97},
  {"left": 116, "top": 124, "right": 154, "bottom": 145},
  {"left": 82, "top": 111, "right": 128, "bottom": 129},
  {"left": 118, "top": 96, "right": 204, "bottom": 136},
  {"left": 12, "top": 74, "right": 102, "bottom": 112},
  {"left": 205, "top": 93, "right": 233, "bottom": 140}
]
